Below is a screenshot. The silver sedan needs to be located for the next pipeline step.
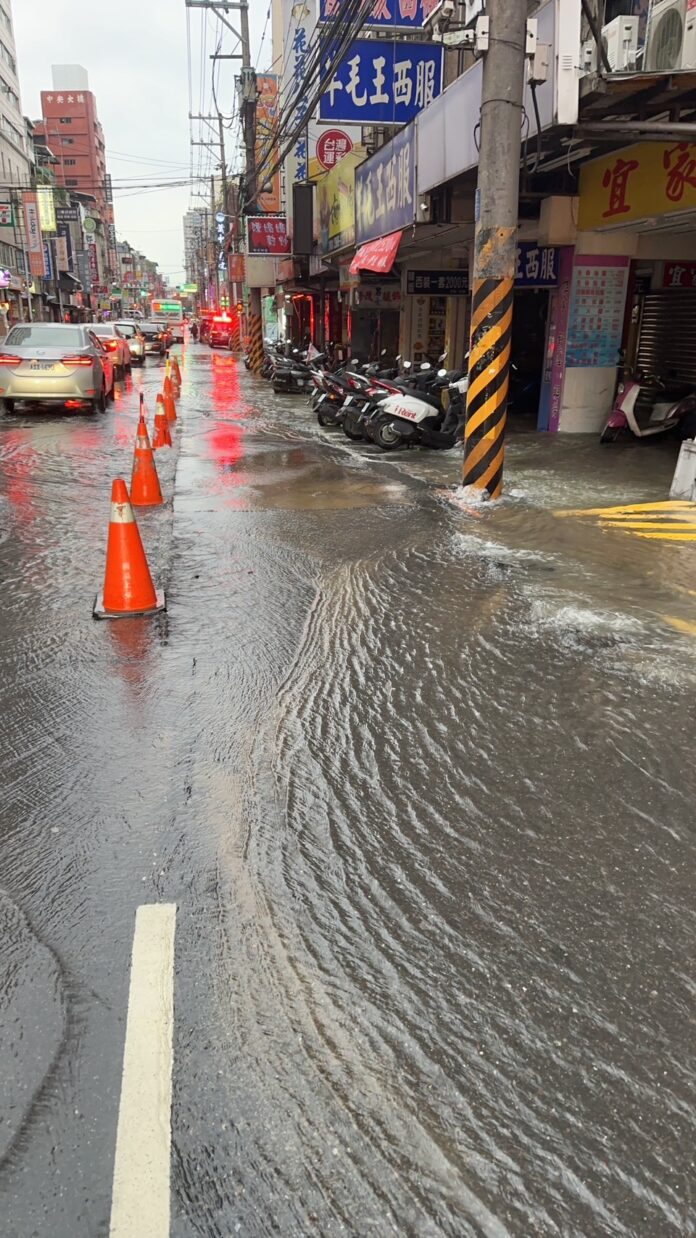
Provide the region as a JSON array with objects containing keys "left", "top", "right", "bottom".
[{"left": 0, "top": 323, "right": 115, "bottom": 414}]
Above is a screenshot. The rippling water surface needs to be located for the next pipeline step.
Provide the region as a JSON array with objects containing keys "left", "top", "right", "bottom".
[{"left": 0, "top": 353, "right": 694, "bottom": 1236}]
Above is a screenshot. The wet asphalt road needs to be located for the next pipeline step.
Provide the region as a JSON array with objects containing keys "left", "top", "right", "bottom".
[{"left": 0, "top": 346, "right": 695, "bottom": 1237}]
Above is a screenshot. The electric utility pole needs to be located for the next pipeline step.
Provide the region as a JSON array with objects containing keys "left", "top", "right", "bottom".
[{"left": 462, "top": 0, "right": 527, "bottom": 499}]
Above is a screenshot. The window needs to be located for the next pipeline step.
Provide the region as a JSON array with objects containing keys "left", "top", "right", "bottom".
[
  {"left": 62, "top": 137, "right": 74, "bottom": 145},
  {"left": 0, "top": 76, "right": 18, "bottom": 109},
  {"left": 1, "top": 113, "right": 23, "bottom": 148},
  {"left": 65, "top": 178, "right": 78, "bottom": 186},
  {"left": 59, "top": 117, "right": 72, "bottom": 125},
  {"left": 64, "top": 158, "right": 76, "bottom": 166},
  {"left": 0, "top": 39, "right": 15, "bottom": 74}
]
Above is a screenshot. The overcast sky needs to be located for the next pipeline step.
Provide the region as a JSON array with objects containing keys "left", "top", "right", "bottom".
[{"left": 13, "top": 0, "right": 267, "bottom": 285}]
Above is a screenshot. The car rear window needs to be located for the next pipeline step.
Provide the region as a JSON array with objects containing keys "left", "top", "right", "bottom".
[
  {"left": 6, "top": 325, "right": 84, "bottom": 347},
  {"left": 92, "top": 325, "right": 116, "bottom": 336},
  {"left": 116, "top": 324, "right": 136, "bottom": 336}
]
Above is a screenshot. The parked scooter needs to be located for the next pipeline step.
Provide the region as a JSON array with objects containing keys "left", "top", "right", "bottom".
[
  {"left": 367, "top": 368, "right": 470, "bottom": 451},
  {"left": 601, "top": 369, "right": 696, "bottom": 442}
]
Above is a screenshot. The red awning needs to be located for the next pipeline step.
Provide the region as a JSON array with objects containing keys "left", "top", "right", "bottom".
[{"left": 349, "top": 230, "right": 403, "bottom": 276}]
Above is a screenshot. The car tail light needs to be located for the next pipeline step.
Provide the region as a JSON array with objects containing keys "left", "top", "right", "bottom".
[
  {"left": 62, "top": 355, "right": 94, "bottom": 367},
  {"left": 0, "top": 354, "right": 21, "bottom": 366},
  {"left": 104, "top": 339, "right": 119, "bottom": 351}
]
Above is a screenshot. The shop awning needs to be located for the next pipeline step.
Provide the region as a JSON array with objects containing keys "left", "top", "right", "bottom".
[
  {"left": 349, "top": 230, "right": 403, "bottom": 276},
  {"left": 59, "top": 272, "right": 82, "bottom": 293}
]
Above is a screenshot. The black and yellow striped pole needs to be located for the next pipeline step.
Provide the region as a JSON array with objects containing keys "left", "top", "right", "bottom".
[
  {"left": 248, "top": 311, "right": 264, "bottom": 374},
  {"left": 463, "top": 0, "right": 527, "bottom": 500}
]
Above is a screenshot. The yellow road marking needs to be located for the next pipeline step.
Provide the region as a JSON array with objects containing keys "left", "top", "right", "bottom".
[
  {"left": 599, "top": 520, "right": 696, "bottom": 532},
  {"left": 635, "top": 531, "right": 696, "bottom": 541},
  {"left": 663, "top": 615, "right": 696, "bottom": 637},
  {"left": 557, "top": 500, "right": 696, "bottom": 518}
]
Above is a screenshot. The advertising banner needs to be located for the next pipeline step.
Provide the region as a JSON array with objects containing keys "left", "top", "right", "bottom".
[
  {"left": 355, "top": 126, "right": 415, "bottom": 245},
  {"left": 566, "top": 256, "right": 630, "bottom": 369},
  {"left": 319, "top": 0, "right": 429, "bottom": 28},
  {"left": 22, "top": 192, "right": 46, "bottom": 277},
  {"left": 317, "top": 148, "right": 364, "bottom": 254},
  {"left": 54, "top": 235, "right": 69, "bottom": 272},
  {"left": 247, "top": 217, "right": 291, "bottom": 255},
  {"left": 56, "top": 205, "right": 80, "bottom": 223},
  {"left": 37, "top": 186, "right": 57, "bottom": 234},
  {"left": 407, "top": 270, "right": 469, "bottom": 295},
  {"left": 256, "top": 75, "right": 281, "bottom": 214},
  {"left": 57, "top": 221, "right": 73, "bottom": 267},
  {"left": 319, "top": 39, "right": 442, "bottom": 125},
  {"left": 0, "top": 201, "right": 13, "bottom": 226},
  {"left": 578, "top": 142, "right": 696, "bottom": 231}
]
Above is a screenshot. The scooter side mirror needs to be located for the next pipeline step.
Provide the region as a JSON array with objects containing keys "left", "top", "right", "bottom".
[
  {"left": 438, "top": 351, "right": 447, "bottom": 363},
  {"left": 381, "top": 348, "right": 387, "bottom": 355}
]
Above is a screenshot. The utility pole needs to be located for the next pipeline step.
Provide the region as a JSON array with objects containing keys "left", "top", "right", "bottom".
[
  {"left": 462, "top": 0, "right": 527, "bottom": 500},
  {"left": 239, "top": 0, "right": 263, "bottom": 373}
]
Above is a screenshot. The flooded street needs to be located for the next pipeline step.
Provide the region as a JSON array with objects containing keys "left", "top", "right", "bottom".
[{"left": 0, "top": 346, "right": 695, "bottom": 1237}]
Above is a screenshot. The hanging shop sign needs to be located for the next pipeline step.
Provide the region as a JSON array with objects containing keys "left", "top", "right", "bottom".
[
  {"left": 43, "top": 241, "right": 54, "bottom": 281},
  {"left": 228, "top": 254, "right": 245, "bottom": 283},
  {"left": 355, "top": 127, "right": 415, "bottom": 246},
  {"left": 317, "top": 148, "right": 363, "bottom": 254},
  {"left": 319, "top": 39, "right": 443, "bottom": 125},
  {"left": 662, "top": 261, "right": 696, "bottom": 289},
  {"left": 319, "top": 0, "right": 428, "bottom": 29},
  {"left": 353, "top": 284, "right": 402, "bottom": 309},
  {"left": 247, "top": 216, "right": 291, "bottom": 255},
  {"left": 53, "top": 235, "right": 69, "bottom": 272},
  {"left": 565, "top": 256, "right": 630, "bottom": 369},
  {"left": 256, "top": 75, "right": 282, "bottom": 214},
  {"left": 407, "top": 270, "right": 469, "bottom": 295},
  {"left": 22, "top": 192, "right": 46, "bottom": 278},
  {"left": 56, "top": 205, "right": 80, "bottom": 224},
  {"left": 37, "top": 187, "right": 57, "bottom": 234},
  {"left": 0, "top": 201, "right": 13, "bottom": 227},
  {"left": 515, "top": 243, "right": 560, "bottom": 288},
  {"left": 316, "top": 129, "right": 354, "bottom": 171},
  {"left": 578, "top": 142, "right": 696, "bottom": 231}
]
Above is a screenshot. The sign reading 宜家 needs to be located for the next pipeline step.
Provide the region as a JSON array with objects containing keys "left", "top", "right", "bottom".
[
  {"left": 663, "top": 261, "right": 696, "bottom": 289},
  {"left": 407, "top": 270, "right": 469, "bottom": 295},
  {"left": 320, "top": 39, "right": 442, "bottom": 125},
  {"left": 355, "top": 127, "right": 415, "bottom": 246},
  {"left": 515, "top": 243, "right": 559, "bottom": 287},
  {"left": 247, "top": 216, "right": 291, "bottom": 255},
  {"left": 578, "top": 142, "right": 696, "bottom": 231},
  {"left": 320, "top": 0, "right": 428, "bottom": 29}
]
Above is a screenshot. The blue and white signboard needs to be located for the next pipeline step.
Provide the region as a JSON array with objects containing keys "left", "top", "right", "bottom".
[
  {"left": 320, "top": 0, "right": 428, "bottom": 29},
  {"left": 355, "top": 126, "right": 415, "bottom": 245},
  {"left": 319, "top": 40, "right": 442, "bottom": 125},
  {"left": 515, "top": 243, "right": 559, "bottom": 288}
]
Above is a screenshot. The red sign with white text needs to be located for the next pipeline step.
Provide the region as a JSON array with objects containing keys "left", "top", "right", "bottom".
[
  {"left": 663, "top": 261, "right": 696, "bottom": 289},
  {"left": 316, "top": 129, "right": 354, "bottom": 171},
  {"left": 247, "top": 216, "right": 291, "bottom": 255}
]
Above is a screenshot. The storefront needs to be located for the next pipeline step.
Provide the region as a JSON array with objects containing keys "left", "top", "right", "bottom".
[
  {"left": 348, "top": 282, "right": 401, "bottom": 360},
  {"left": 633, "top": 264, "right": 696, "bottom": 386}
]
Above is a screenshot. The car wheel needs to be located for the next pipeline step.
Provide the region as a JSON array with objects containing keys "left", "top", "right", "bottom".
[{"left": 91, "top": 384, "right": 107, "bottom": 415}]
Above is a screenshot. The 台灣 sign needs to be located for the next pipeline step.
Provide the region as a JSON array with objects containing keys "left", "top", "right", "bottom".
[
  {"left": 320, "top": 0, "right": 427, "bottom": 29},
  {"left": 320, "top": 39, "right": 442, "bottom": 125},
  {"left": 355, "top": 127, "right": 415, "bottom": 245},
  {"left": 247, "top": 216, "right": 291, "bottom": 255},
  {"left": 515, "top": 243, "right": 559, "bottom": 288},
  {"left": 407, "top": 270, "right": 469, "bottom": 295}
]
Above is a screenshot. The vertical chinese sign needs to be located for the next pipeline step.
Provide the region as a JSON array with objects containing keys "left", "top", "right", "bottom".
[
  {"left": 22, "top": 192, "right": 46, "bottom": 278},
  {"left": 256, "top": 75, "right": 281, "bottom": 214}
]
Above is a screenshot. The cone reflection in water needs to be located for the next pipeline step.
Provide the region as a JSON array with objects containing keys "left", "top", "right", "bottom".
[
  {"left": 94, "top": 479, "right": 164, "bottom": 618},
  {"left": 153, "top": 408, "right": 171, "bottom": 449},
  {"left": 130, "top": 415, "right": 163, "bottom": 506}
]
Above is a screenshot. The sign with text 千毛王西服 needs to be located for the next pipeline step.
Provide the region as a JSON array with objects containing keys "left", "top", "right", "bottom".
[
  {"left": 515, "top": 243, "right": 560, "bottom": 288},
  {"left": 319, "top": 40, "right": 442, "bottom": 125},
  {"left": 355, "top": 127, "right": 415, "bottom": 245}
]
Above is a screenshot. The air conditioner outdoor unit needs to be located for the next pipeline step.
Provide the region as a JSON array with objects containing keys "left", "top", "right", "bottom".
[
  {"left": 602, "top": 15, "right": 639, "bottom": 69},
  {"left": 645, "top": 0, "right": 696, "bottom": 71}
]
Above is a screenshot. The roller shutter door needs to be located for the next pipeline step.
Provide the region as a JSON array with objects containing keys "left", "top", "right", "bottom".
[{"left": 636, "top": 290, "right": 696, "bottom": 385}]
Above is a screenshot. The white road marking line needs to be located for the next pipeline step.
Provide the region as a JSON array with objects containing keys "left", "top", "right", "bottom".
[{"left": 110, "top": 903, "right": 176, "bottom": 1238}]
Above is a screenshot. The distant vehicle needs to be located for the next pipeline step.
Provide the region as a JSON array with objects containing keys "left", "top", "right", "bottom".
[
  {"left": 209, "top": 314, "right": 232, "bottom": 348},
  {"left": 91, "top": 322, "right": 131, "bottom": 378},
  {"left": 139, "top": 321, "right": 169, "bottom": 356},
  {"left": 150, "top": 299, "right": 183, "bottom": 325},
  {"left": 169, "top": 321, "right": 185, "bottom": 344},
  {"left": 0, "top": 322, "right": 115, "bottom": 414},
  {"left": 151, "top": 321, "right": 173, "bottom": 352},
  {"left": 114, "top": 320, "right": 145, "bottom": 365}
]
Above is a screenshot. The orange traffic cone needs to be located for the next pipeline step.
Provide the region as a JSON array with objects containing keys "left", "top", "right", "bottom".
[
  {"left": 163, "top": 373, "right": 175, "bottom": 402},
  {"left": 130, "top": 415, "right": 163, "bottom": 506},
  {"left": 153, "top": 408, "right": 171, "bottom": 449},
  {"left": 164, "top": 390, "right": 177, "bottom": 423},
  {"left": 172, "top": 356, "right": 182, "bottom": 386},
  {"left": 93, "top": 479, "right": 165, "bottom": 619}
]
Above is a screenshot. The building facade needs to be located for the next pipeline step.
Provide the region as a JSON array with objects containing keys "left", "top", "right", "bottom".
[{"left": 0, "top": 0, "right": 34, "bottom": 323}]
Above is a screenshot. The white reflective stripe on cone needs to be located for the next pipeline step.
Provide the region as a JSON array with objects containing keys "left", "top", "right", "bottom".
[{"left": 111, "top": 502, "right": 136, "bottom": 524}]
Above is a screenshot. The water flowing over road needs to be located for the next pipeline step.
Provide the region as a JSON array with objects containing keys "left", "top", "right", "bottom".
[{"left": 0, "top": 346, "right": 694, "bottom": 1237}]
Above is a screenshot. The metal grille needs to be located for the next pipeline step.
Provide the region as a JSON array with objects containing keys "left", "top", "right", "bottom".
[{"left": 636, "top": 290, "right": 696, "bottom": 385}]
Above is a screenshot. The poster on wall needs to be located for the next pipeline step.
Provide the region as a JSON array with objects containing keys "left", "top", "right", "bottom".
[
  {"left": 255, "top": 75, "right": 282, "bottom": 214},
  {"left": 565, "top": 256, "right": 629, "bottom": 369}
]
